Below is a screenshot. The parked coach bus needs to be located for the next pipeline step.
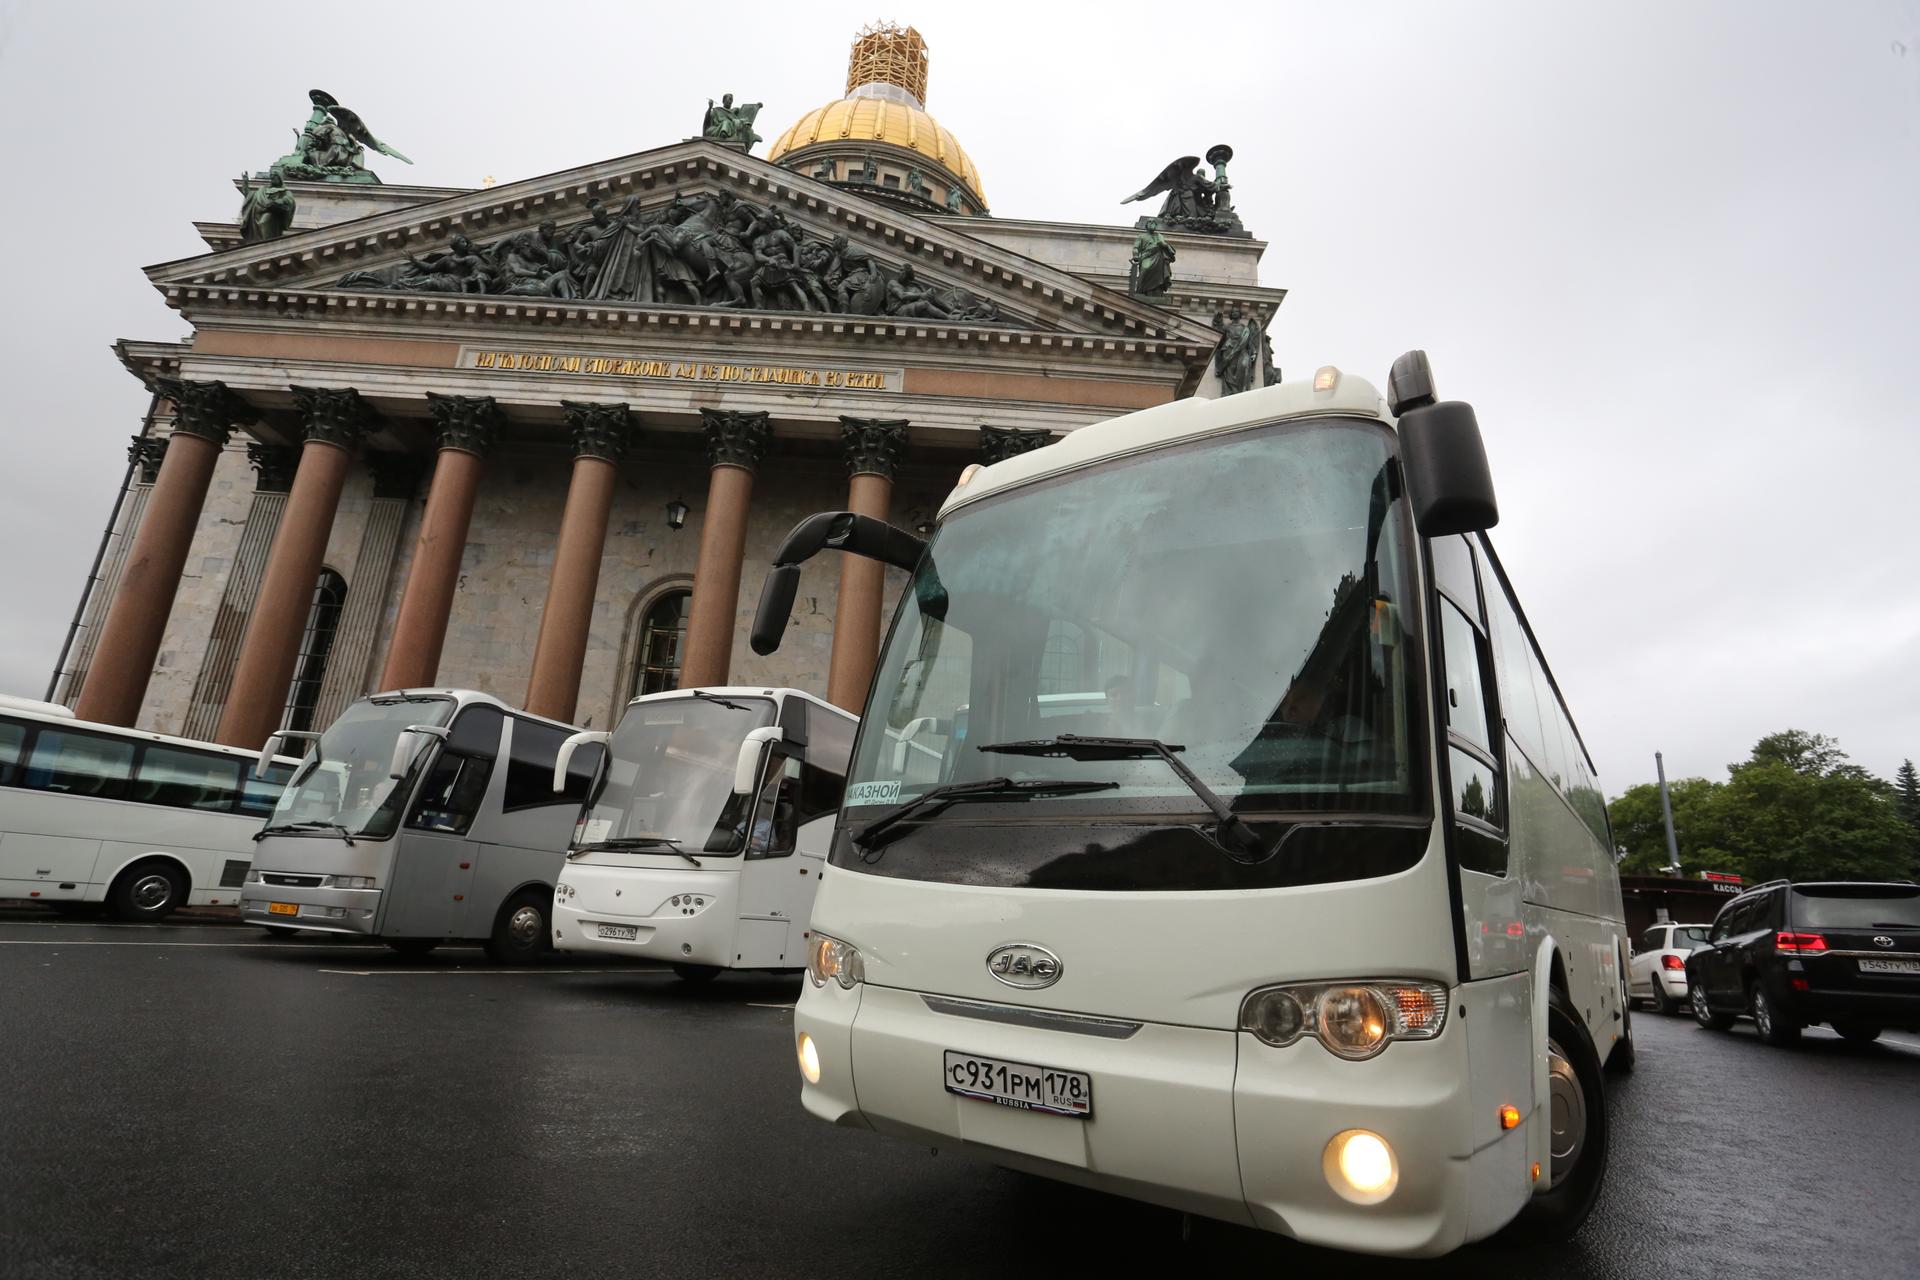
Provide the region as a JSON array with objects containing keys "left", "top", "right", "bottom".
[
  {"left": 0, "top": 694, "right": 297, "bottom": 920},
  {"left": 750, "top": 353, "right": 1629, "bottom": 1258},
  {"left": 243, "top": 689, "right": 597, "bottom": 961},
  {"left": 551, "top": 687, "right": 856, "bottom": 981}
]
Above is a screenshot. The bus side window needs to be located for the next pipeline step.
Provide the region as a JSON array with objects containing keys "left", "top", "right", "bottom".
[
  {"left": 746, "top": 758, "right": 799, "bottom": 859},
  {"left": 408, "top": 755, "right": 492, "bottom": 835},
  {"left": 134, "top": 744, "right": 243, "bottom": 812},
  {"left": 1435, "top": 541, "right": 1506, "bottom": 876},
  {"left": 24, "top": 730, "right": 136, "bottom": 801},
  {"left": 502, "top": 719, "right": 583, "bottom": 810},
  {"left": 0, "top": 717, "right": 28, "bottom": 787}
]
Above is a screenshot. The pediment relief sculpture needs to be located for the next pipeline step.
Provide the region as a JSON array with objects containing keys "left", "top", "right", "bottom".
[{"left": 335, "top": 188, "right": 1028, "bottom": 326}]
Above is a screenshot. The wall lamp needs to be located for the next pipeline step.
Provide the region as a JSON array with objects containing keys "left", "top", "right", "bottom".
[{"left": 665, "top": 499, "right": 690, "bottom": 531}]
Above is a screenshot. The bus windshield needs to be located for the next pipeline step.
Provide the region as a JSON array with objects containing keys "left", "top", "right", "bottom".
[
  {"left": 265, "top": 696, "right": 455, "bottom": 839},
  {"left": 846, "top": 419, "right": 1425, "bottom": 827},
  {"left": 577, "top": 695, "right": 775, "bottom": 855}
]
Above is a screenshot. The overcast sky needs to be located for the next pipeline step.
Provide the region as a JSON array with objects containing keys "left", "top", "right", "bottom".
[{"left": 0, "top": 0, "right": 1915, "bottom": 792}]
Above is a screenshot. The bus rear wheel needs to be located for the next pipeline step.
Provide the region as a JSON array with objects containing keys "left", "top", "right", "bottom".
[
  {"left": 483, "top": 891, "right": 551, "bottom": 965},
  {"left": 106, "top": 859, "right": 187, "bottom": 923},
  {"left": 1508, "top": 987, "right": 1608, "bottom": 1242}
]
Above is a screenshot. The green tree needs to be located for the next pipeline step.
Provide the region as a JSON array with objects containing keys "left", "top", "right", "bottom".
[
  {"left": 1896, "top": 758, "right": 1920, "bottom": 873},
  {"left": 1606, "top": 776, "right": 1731, "bottom": 876},
  {"left": 1605, "top": 731, "right": 1911, "bottom": 882}
]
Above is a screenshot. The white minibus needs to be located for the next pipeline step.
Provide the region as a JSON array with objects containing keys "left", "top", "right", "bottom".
[
  {"left": 0, "top": 695, "right": 297, "bottom": 920},
  {"left": 752, "top": 353, "right": 1629, "bottom": 1258},
  {"left": 242, "top": 689, "right": 597, "bottom": 961},
  {"left": 551, "top": 687, "right": 856, "bottom": 981}
]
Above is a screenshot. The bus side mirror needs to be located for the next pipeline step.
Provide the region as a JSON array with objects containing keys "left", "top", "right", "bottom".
[
  {"left": 389, "top": 725, "right": 450, "bottom": 781},
  {"left": 256, "top": 732, "right": 285, "bottom": 780},
  {"left": 733, "top": 726, "right": 784, "bottom": 796},
  {"left": 554, "top": 730, "right": 611, "bottom": 792},
  {"left": 751, "top": 564, "right": 801, "bottom": 656},
  {"left": 890, "top": 716, "right": 948, "bottom": 772},
  {"left": 1396, "top": 400, "right": 1498, "bottom": 537}
]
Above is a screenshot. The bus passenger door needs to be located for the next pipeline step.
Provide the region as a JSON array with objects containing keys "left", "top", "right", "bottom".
[
  {"left": 736, "top": 755, "right": 801, "bottom": 967},
  {"left": 383, "top": 706, "right": 502, "bottom": 940}
]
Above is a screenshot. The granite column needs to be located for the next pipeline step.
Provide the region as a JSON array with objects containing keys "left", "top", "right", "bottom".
[
  {"left": 679, "top": 410, "right": 770, "bottom": 689},
  {"left": 826, "top": 417, "right": 908, "bottom": 712}
]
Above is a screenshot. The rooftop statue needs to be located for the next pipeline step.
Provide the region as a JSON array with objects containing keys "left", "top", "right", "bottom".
[
  {"left": 270, "top": 89, "right": 413, "bottom": 185},
  {"left": 1211, "top": 305, "right": 1264, "bottom": 396},
  {"left": 238, "top": 171, "right": 297, "bottom": 242},
  {"left": 1123, "top": 144, "right": 1245, "bottom": 236},
  {"left": 700, "top": 93, "right": 764, "bottom": 152},
  {"left": 1128, "top": 218, "right": 1175, "bottom": 297}
]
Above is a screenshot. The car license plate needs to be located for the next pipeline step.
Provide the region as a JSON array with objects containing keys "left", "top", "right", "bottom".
[
  {"left": 1858, "top": 957, "right": 1920, "bottom": 974},
  {"left": 596, "top": 923, "right": 639, "bottom": 941},
  {"left": 268, "top": 902, "right": 298, "bottom": 917},
  {"left": 942, "top": 1050, "right": 1092, "bottom": 1119}
]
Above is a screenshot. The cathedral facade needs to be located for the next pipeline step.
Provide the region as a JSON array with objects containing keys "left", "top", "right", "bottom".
[{"left": 56, "top": 24, "right": 1285, "bottom": 745}]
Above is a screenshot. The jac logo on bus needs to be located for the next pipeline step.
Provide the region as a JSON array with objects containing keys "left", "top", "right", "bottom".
[{"left": 987, "top": 943, "right": 1063, "bottom": 989}]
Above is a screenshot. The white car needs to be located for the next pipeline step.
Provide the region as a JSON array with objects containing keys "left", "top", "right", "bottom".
[{"left": 1629, "top": 921, "right": 1712, "bottom": 1014}]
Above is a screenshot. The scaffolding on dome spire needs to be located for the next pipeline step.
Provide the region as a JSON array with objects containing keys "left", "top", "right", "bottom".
[{"left": 846, "top": 21, "right": 930, "bottom": 106}]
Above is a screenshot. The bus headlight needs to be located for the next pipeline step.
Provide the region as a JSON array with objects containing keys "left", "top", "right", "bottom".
[
  {"left": 1239, "top": 980, "right": 1449, "bottom": 1059},
  {"left": 1324, "top": 1129, "right": 1399, "bottom": 1204},
  {"left": 807, "top": 934, "right": 865, "bottom": 989},
  {"left": 328, "top": 875, "right": 375, "bottom": 890}
]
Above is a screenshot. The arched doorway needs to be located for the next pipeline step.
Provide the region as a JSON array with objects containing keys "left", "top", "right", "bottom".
[{"left": 629, "top": 588, "right": 691, "bottom": 698}]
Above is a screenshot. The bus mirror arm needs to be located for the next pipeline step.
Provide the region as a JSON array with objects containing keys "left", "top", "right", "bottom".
[
  {"left": 751, "top": 511, "right": 928, "bottom": 656},
  {"left": 734, "top": 726, "right": 785, "bottom": 796},
  {"left": 388, "top": 725, "right": 450, "bottom": 781},
  {"left": 553, "top": 731, "right": 611, "bottom": 792},
  {"left": 255, "top": 729, "right": 320, "bottom": 779}
]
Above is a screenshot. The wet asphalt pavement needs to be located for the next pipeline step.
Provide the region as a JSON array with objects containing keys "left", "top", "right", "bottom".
[{"left": 1, "top": 911, "right": 1917, "bottom": 1280}]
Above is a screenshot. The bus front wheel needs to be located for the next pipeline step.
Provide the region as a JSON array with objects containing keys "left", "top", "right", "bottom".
[
  {"left": 1508, "top": 987, "right": 1608, "bottom": 1241},
  {"left": 106, "top": 859, "right": 187, "bottom": 923},
  {"left": 483, "top": 891, "right": 552, "bottom": 965}
]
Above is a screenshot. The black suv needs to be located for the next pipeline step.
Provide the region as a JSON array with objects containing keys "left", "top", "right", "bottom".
[{"left": 1685, "top": 879, "right": 1920, "bottom": 1046}]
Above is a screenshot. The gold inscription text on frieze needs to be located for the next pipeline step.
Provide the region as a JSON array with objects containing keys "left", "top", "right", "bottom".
[{"left": 471, "top": 351, "right": 890, "bottom": 391}]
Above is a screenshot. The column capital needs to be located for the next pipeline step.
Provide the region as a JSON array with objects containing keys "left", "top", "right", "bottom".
[
  {"left": 979, "top": 424, "right": 1054, "bottom": 464},
  {"left": 561, "top": 400, "right": 633, "bottom": 462},
  {"left": 152, "top": 377, "right": 247, "bottom": 447},
  {"left": 246, "top": 443, "right": 298, "bottom": 493},
  {"left": 840, "top": 416, "right": 909, "bottom": 480},
  {"left": 425, "top": 392, "right": 505, "bottom": 457},
  {"left": 127, "top": 435, "right": 168, "bottom": 484},
  {"left": 367, "top": 451, "right": 426, "bottom": 500},
  {"left": 700, "top": 408, "right": 770, "bottom": 472},
  {"left": 290, "top": 385, "right": 376, "bottom": 452}
]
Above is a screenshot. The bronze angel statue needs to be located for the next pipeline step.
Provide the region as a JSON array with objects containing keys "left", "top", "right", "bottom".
[
  {"left": 271, "top": 90, "right": 413, "bottom": 184},
  {"left": 1122, "top": 156, "right": 1218, "bottom": 225}
]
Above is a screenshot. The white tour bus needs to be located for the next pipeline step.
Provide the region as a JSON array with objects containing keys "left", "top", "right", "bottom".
[
  {"left": 750, "top": 353, "right": 1628, "bottom": 1258},
  {"left": 243, "top": 689, "right": 598, "bottom": 961},
  {"left": 0, "top": 694, "right": 298, "bottom": 920},
  {"left": 551, "top": 687, "right": 856, "bottom": 981}
]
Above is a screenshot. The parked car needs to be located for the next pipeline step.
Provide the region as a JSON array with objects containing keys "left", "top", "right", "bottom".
[
  {"left": 1628, "top": 921, "right": 1711, "bottom": 1014},
  {"left": 1685, "top": 879, "right": 1920, "bottom": 1045}
]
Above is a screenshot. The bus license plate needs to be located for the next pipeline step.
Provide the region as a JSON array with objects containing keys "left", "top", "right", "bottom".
[
  {"left": 596, "top": 923, "right": 639, "bottom": 941},
  {"left": 1858, "top": 957, "right": 1920, "bottom": 974},
  {"left": 268, "top": 902, "right": 299, "bottom": 916},
  {"left": 943, "top": 1050, "right": 1092, "bottom": 1119}
]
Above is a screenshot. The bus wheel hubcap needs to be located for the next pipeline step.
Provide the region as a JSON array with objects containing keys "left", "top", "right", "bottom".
[
  {"left": 131, "top": 875, "right": 172, "bottom": 910},
  {"left": 1545, "top": 1038, "right": 1586, "bottom": 1188},
  {"left": 508, "top": 906, "right": 542, "bottom": 945}
]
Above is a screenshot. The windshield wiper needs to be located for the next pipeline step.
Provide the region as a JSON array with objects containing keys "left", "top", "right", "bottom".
[
  {"left": 690, "top": 690, "right": 751, "bottom": 712},
  {"left": 851, "top": 776, "right": 1119, "bottom": 855},
  {"left": 976, "top": 734, "right": 1267, "bottom": 863},
  {"left": 570, "top": 836, "right": 702, "bottom": 867},
  {"left": 254, "top": 820, "right": 356, "bottom": 846}
]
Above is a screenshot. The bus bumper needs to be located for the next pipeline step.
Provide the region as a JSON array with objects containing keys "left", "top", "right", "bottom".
[
  {"left": 239, "top": 885, "right": 381, "bottom": 935},
  {"left": 551, "top": 864, "right": 740, "bottom": 966},
  {"left": 796, "top": 977, "right": 1533, "bottom": 1258}
]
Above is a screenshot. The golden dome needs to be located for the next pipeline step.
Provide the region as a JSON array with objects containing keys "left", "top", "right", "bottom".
[{"left": 765, "top": 22, "right": 986, "bottom": 210}]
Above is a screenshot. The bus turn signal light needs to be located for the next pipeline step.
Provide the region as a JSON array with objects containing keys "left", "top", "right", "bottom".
[{"left": 1499, "top": 1104, "right": 1521, "bottom": 1131}]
